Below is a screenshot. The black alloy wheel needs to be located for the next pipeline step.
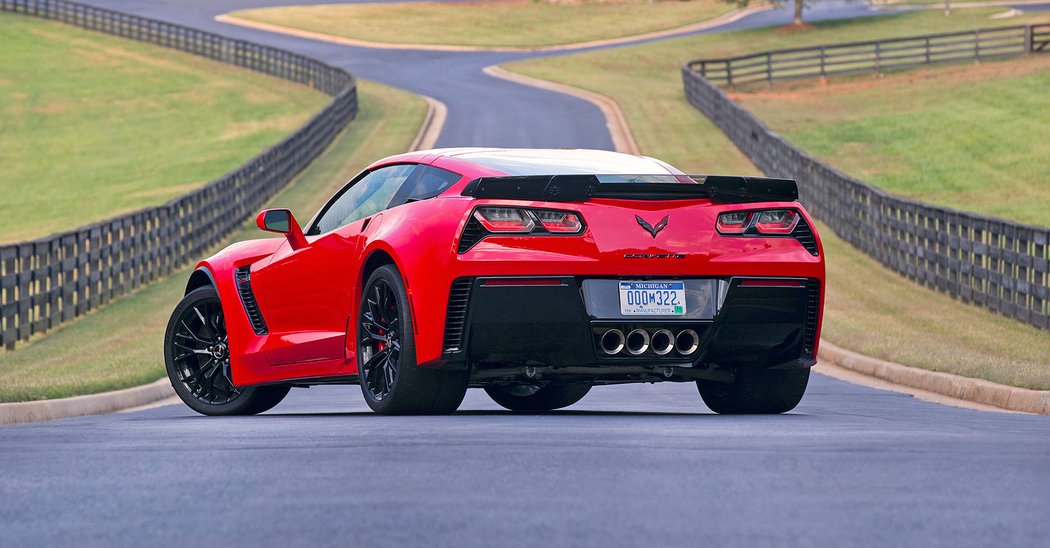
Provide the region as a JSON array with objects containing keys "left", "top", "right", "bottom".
[
  {"left": 169, "top": 294, "right": 240, "bottom": 405},
  {"left": 164, "top": 286, "right": 289, "bottom": 416},
  {"left": 359, "top": 276, "right": 401, "bottom": 402},
  {"left": 357, "top": 265, "right": 469, "bottom": 415}
]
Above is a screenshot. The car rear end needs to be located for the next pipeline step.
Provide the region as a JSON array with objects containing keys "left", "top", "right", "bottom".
[{"left": 439, "top": 172, "right": 824, "bottom": 388}]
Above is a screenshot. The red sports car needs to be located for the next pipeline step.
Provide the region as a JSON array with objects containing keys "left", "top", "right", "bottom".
[{"left": 164, "top": 148, "right": 824, "bottom": 416}]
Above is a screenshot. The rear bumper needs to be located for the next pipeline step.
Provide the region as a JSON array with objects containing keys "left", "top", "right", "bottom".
[{"left": 442, "top": 276, "right": 820, "bottom": 384}]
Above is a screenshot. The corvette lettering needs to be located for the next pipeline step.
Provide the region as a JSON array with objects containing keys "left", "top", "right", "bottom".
[{"left": 624, "top": 253, "right": 686, "bottom": 259}]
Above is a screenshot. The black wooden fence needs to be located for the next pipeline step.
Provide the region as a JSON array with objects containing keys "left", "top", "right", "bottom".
[
  {"left": 0, "top": 0, "right": 359, "bottom": 349},
  {"left": 689, "top": 24, "right": 1050, "bottom": 86},
  {"left": 682, "top": 27, "right": 1050, "bottom": 329}
]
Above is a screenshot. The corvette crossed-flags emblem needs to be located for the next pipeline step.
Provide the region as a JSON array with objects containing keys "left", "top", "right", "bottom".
[{"left": 635, "top": 215, "right": 669, "bottom": 238}]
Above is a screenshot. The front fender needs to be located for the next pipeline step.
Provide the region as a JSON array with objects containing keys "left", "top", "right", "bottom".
[{"left": 190, "top": 238, "right": 285, "bottom": 385}]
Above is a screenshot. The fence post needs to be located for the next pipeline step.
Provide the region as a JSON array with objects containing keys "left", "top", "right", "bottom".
[
  {"left": 925, "top": 36, "right": 931, "bottom": 64},
  {"left": 975, "top": 29, "right": 981, "bottom": 62},
  {"left": 819, "top": 46, "right": 826, "bottom": 77},
  {"left": 1024, "top": 25, "right": 1033, "bottom": 54},
  {"left": 726, "top": 61, "right": 733, "bottom": 87},
  {"left": 766, "top": 52, "right": 772, "bottom": 83},
  {"left": 875, "top": 41, "right": 881, "bottom": 76}
]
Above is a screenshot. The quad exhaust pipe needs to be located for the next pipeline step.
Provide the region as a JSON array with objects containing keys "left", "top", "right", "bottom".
[
  {"left": 675, "top": 329, "right": 700, "bottom": 356},
  {"left": 597, "top": 328, "right": 700, "bottom": 356},
  {"left": 625, "top": 329, "right": 650, "bottom": 356},
  {"left": 650, "top": 329, "right": 674, "bottom": 356},
  {"left": 599, "top": 329, "right": 625, "bottom": 355}
]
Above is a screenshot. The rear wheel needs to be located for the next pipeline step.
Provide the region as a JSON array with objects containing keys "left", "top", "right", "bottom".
[
  {"left": 485, "top": 383, "right": 591, "bottom": 412},
  {"left": 697, "top": 366, "right": 810, "bottom": 414},
  {"left": 164, "top": 286, "right": 290, "bottom": 416},
  {"left": 358, "top": 265, "right": 468, "bottom": 415}
]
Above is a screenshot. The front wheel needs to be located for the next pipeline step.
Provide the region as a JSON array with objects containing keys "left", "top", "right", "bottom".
[
  {"left": 357, "top": 265, "right": 468, "bottom": 415},
  {"left": 164, "top": 286, "right": 290, "bottom": 416},
  {"left": 485, "top": 383, "right": 591, "bottom": 412},
  {"left": 697, "top": 366, "right": 810, "bottom": 414}
]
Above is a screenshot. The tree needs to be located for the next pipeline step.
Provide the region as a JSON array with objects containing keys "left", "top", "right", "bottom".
[{"left": 727, "top": 0, "right": 811, "bottom": 27}]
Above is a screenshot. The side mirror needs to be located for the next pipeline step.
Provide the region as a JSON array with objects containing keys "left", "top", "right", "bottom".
[{"left": 256, "top": 208, "right": 308, "bottom": 250}]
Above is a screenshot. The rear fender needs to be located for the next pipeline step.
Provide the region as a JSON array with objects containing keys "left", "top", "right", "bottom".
[{"left": 359, "top": 200, "right": 472, "bottom": 367}]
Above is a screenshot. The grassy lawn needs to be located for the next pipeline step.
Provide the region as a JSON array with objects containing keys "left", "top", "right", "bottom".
[
  {"left": 0, "top": 14, "right": 327, "bottom": 244},
  {"left": 228, "top": 0, "right": 734, "bottom": 48},
  {"left": 733, "top": 56, "right": 1050, "bottom": 226},
  {"left": 0, "top": 81, "right": 427, "bottom": 402},
  {"left": 505, "top": 9, "right": 1050, "bottom": 389}
]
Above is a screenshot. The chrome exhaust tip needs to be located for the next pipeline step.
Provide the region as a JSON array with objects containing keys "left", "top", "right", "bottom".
[
  {"left": 650, "top": 329, "right": 674, "bottom": 356},
  {"left": 675, "top": 329, "right": 700, "bottom": 356},
  {"left": 625, "top": 329, "right": 650, "bottom": 356},
  {"left": 599, "top": 329, "right": 625, "bottom": 355}
]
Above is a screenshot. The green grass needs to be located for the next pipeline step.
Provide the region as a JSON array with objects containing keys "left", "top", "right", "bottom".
[
  {"left": 229, "top": 0, "right": 733, "bottom": 48},
  {"left": 0, "top": 81, "right": 428, "bottom": 402},
  {"left": 506, "top": 9, "right": 1050, "bottom": 389},
  {"left": 0, "top": 14, "right": 328, "bottom": 244},
  {"left": 734, "top": 56, "right": 1050, "bottom": 226}
]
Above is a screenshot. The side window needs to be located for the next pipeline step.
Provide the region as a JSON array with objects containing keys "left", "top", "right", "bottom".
[
  {"left": 387, "top": 165, "right": 462, "bottom": 208},
  {"left": 308, "top": 164, "right": 416, "bottom": 235}
]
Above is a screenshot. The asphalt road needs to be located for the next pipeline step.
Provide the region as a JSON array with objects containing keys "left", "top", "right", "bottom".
[
  {"left": 3, "top": 377, "right": 1049, "bottom": 547},
  {"left": 2, "top": 1, "right": 1049, "bottom": 546}
]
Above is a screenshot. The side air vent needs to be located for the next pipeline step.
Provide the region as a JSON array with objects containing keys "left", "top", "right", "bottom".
[
  {"left": 802, "top": 279, "right": 820, "bottom": 358},
  {"left": 792, "top": 216, "right": 819, "bottom": 256},
  {"left": 234, "top": 266, "right": 268, "bottom": 335},
  {"left": 457, "top": 215, "right": 487, "bottom": 253},
  {"left": 442, "top": 278, "right": 473, "bottom": 353}
]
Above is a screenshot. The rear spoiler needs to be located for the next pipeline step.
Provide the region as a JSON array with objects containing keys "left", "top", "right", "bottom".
[{"left": 460, "top": 175, "right": 798, "bottom": 204}]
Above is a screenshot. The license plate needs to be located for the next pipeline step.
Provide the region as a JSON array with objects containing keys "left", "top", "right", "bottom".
[{"left": 618, "top": 281, "right": 686, "bottom": 316}]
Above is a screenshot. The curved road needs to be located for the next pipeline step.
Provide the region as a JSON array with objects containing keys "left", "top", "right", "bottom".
[{"left": 2, "top": 1, "right": 1048, "bottom": 546}]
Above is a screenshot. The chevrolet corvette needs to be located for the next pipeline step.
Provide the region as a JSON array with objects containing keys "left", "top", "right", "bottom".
[{"left": 164, "top": 148, "right": 824, "bottom": 416}]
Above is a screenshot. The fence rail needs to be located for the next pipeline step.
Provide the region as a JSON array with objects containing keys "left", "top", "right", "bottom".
[
  {"left": 0, "top": 0, "right": 359, "bottom": 349},
  {"left": 689, "top": 24, "right": 1050, "bottom": 85},
  {"left": 682, "top": 26, "right": 1050, "bottom": 329}
]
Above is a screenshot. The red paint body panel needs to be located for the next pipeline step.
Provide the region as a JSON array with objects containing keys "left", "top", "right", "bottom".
[{"left": 188, "top": 149, "right": 826, "bottom": 387}]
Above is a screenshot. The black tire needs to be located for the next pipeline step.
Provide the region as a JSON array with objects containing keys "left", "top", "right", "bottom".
[
  {"left": 358, "top": 265, "right": 468, "bottom": 415},
  {"left": 484, "top": 383, "right": 591, "bottom": 412},
  {"left": 164, "top": 286, "right": 290, "bottom": 416},
  {"left": 697, "top": 366, "right": 810, "bottom": 414}
]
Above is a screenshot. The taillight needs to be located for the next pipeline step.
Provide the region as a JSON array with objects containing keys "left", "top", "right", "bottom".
[
  {"left": 533, "top": 210, "right": 583, "bottom": 233},
  {"left": 715, "top": 211, "right": 750, "bottom": 234},
  {"left": 717, "top": 209, "right": 800, "bottom": 235},
  {"left": 472, "top": 207, "right": 584, "bottom": 235},
  {"left": 473, "top": 207, "right": 535, "bottom": 233},
  {"left": 754, "top": 210, "right": 799, "bottom": 234}
]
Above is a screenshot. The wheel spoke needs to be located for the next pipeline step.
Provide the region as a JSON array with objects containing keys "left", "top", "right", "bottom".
[
  {"left": 173, "top": 341, "right": 210, "bottom": 355},
  {"left": 383, "top": 356, "right": 396, "bottom": 389},
  {"left": 179, "top": 321, "right": 209, "bottom": 344},
  {"left": 361, "top": 316, "right": 386, "bottom": 340},
  {"left": 374, "top": 285, "right": 389, "bottom": 325},
  {"left": 362, "top": 348, "right": 388, "bottom": 373},
  {"left": 366, "top": 299, "right": 388, "bottom": 330}
]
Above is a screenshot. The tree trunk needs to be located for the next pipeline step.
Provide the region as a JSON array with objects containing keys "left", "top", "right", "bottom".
[{"left": 794, "top": 0, "right": 805, "bottom": 26}]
